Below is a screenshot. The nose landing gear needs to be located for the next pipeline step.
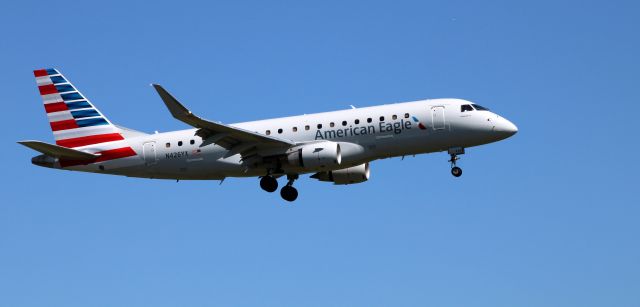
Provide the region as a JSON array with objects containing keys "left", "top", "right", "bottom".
[
  {"left": 451, "top": 165, "right": 462, "bottom": 177},
  {"left": 448, "top": 147, "right": 465, "bottom": 177}
]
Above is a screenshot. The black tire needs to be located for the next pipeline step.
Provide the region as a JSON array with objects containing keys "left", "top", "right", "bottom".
[
  {"left": 280, "top": 185, "right": 298, "bottom": 202},
  {"left": 451, "top": 166, "right": 462, "bottom": 177},
  {"left": 260, "top": 176, "right": 278, "bottom": 192}
]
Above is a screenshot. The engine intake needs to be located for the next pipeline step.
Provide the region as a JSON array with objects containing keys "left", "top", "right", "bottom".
[
  {"left": 311, "top": 162, "right": 370, "bottom": 185},
  {"left": 287, "top": 142, "right": 342, "bottom": 170}
]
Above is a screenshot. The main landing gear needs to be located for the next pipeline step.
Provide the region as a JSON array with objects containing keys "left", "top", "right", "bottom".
[
  {"left": 448, "top": 147, "right": 465, "bottom": 177},
  {"left": 260, "top": 175, "right": 278, "bottom": 192},
  {"left": 259, "top": 174, "right": 299, "bottom": 202},
  {"left": 280, "top": 174, "right": 299, "bottom": 202}
]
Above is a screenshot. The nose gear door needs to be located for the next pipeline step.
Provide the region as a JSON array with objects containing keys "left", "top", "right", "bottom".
[{"left": 431, "top": 106, "right": 445, "bottom": 130}]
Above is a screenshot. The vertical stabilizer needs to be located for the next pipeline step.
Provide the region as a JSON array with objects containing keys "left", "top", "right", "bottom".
[{"left": 33, "top": 68, "right": 137, "bottom": 165}]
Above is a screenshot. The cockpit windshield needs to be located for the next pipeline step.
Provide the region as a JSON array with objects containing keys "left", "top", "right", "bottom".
[
  {"left": 461, "top": 104, "right": 474, "bottom": 112},
  {"left": 471, "top": 104, "right": 490, "bottom": 111}
]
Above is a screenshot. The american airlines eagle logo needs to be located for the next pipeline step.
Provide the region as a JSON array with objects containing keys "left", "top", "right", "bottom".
[{"left": 412, "top": 116, "right": 427, "bottom": 130}]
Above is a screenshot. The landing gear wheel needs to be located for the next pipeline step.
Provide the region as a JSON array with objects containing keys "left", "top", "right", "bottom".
[
  {"left": 280, "top": 185, "right": 298, "bottom": 202},
  {"left": 260, "top": 176, "right": 278, "bottom": 192},
  {"left": 447, "top": 148, "right": 465, "bottom": 178},
  {"left": 451, "top": 166, "right": 462, "bottom": 177}
]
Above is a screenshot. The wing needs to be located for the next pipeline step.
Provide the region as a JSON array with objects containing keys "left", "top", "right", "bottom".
[{"left": 152, "top": 84, "right": 295, "bottom": 158}]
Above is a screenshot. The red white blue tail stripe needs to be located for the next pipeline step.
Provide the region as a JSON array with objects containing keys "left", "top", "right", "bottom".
[{"left": 34, "top": 68, "right": 137, "bottom": 166}]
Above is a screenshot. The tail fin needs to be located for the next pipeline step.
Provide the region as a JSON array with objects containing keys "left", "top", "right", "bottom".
[{"left": 33, "top": 68, "right": 127, "bottom": 148}]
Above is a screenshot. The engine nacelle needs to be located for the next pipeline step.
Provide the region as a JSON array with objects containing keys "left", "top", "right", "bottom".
[
  {"left": 287, "top": 142, "right": 342, "bottom": 170},
  {"left": 311, "top": 162, "right": 370, "bottom": 185}
]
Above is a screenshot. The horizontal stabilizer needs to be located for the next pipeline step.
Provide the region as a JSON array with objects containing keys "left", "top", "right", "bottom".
[{"left": 18, "top": 140, "right": 98, "bottom": 160}]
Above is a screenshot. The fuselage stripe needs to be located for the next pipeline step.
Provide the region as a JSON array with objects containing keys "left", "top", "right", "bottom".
[
  {"left": 59, "top": 147, "right": 137, "bottom": 167},
  {"left": 50, "top": 119, "right": 79, "bottom": 131},
  {"left": 44, "top": 102, "right": 69, "bottom": 113},
  {"left": 38, "top": 84, "right": 58, "bottom": 95},
  {"left": 76, "top": 117, "right": 109, "bottom": 127},
  {"left": 56, "top": 133, "right": 125, "bottom": 148},
  {"left": 33, "top": 69, "right": 48, "bottom": 77}
]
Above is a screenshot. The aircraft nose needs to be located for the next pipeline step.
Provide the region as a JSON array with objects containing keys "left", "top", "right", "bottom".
[{"left": 493, "top": 116, "right": 518, "bottom": 138}]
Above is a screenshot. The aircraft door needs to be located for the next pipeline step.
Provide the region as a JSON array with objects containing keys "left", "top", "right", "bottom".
[
  {"left": 143, "top": 142, "right": 157, "bottom": 165},
  {"left": 431, "top": 106, "right": 445, "bottom": 130}
]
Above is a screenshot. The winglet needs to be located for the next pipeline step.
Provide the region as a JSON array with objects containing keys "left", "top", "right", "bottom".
[
  {"left": 18, "top": 140, "right": 98, "bottom": 160},
  {"left": 152, "top": 84, "right": 199, "bottom": 127},
  {"left": 151, "top": 84, "right": 296, "bottom": 148}
]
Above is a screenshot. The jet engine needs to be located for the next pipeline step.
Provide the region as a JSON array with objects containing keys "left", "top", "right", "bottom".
[
  {"left": 287, "top": 142, "right": 342, "bottom": 170},
  {"left": 311, "top": 162, "right": 370, "bottom": 185}
]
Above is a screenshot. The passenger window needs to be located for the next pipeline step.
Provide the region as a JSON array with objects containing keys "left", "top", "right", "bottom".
[
  {"left": 392, "top": 115, "right": 397, "bottom": 120},
  {"left": 367, "top": 118, "right": 372, "bottom": 123},
  {"left": 178, "top": 141, "right": 183, "bottom": 146},
  {"left": 277, "top": 128, "right": 283, "bottom": 134},
  {"left": 305, "top": 125, "right": 310, "bottom": 130},
  {"left": 317, "top": 124, "right": 322, "bottom": 129},
  {"left": 166, "top": 142, "right": 170, "bottom": 148},
  {"left": 379, "top": 116, "right": 385, "bottom": 121},
  {"left": 190, "top": 139, "right": 195, "bottom": 145},
  {"left": 293, "top": 127, "right": 298, "bottom": 132},
  {"left": 461, "top": 105, "right": 474, "bottom": 112},
  {"left": 404, "top": 113, "right": 409, "bottom": 118},
  {"left": 355, "top": 119, "right": 360, "bottom": 125},
  {"left": 342, "top": 120, "right": 347, "bottom": 126},
  {"left": 266, "top": 130, "right": 271, "bottom": 135},
  {"left": 330, "top": 122, "right": 335, "bottom": 128}
]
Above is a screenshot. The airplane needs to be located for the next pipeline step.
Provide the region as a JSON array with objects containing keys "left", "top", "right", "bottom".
[{"left": 19, "top": 68, "right": 518, "bottom": 202}]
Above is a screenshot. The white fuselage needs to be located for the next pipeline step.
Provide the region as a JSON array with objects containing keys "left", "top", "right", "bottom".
[{"left": 54, "top": 98, "right": 517, "bottom": 180}]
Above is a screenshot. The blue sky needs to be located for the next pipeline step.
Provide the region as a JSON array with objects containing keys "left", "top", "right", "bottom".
[{"left": 1, "top": 1, "right": 639, "bottom": 306}]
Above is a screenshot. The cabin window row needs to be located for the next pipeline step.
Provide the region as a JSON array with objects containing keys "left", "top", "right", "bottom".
[
  {"left": 265, "top": 113, "right": 411, "bottom": 135},
  {"left": 166, "top": 139, "right": 196, "bottom": 148}
]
